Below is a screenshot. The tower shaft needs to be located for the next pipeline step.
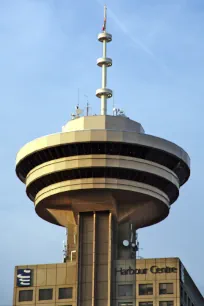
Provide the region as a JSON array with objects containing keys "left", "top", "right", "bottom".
[
  {"left": 76, "top": 212, "right": 113, "bottom": 306},
  {"left": 76, "top": 211, "right": 136, "bottom": 305}
]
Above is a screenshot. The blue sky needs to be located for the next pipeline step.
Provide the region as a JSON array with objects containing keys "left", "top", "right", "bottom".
[{"left": 0, "top": 0, "right": 204, "bottom": 304}]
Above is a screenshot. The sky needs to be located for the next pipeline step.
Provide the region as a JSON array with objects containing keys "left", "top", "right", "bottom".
[{"left": 0, "top": 0, "right": 204, "bottom": 304}]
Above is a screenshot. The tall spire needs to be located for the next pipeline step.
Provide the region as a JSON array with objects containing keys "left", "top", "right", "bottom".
[{"left": 96, "top": 5, "right": 112, "bottom": 115}]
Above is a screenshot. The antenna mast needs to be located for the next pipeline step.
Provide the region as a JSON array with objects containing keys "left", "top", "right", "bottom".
[
  {"left": 77, "top": 88, "right": 80, "bottom": 106},
  {"left": 84, "top": 95, "right": 90, "bottom": 116},
  {"left": 96, "top": 6, "right": 113, "bottom": 115}
]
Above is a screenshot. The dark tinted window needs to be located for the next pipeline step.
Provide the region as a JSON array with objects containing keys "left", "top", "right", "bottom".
[
  {"left": 180, "top": 286, "right": 183, "bottom": 299},
  {"left": 139, "top": 284, "right": 153, "bottom": 295},
  {"left": 159, "top": 283, "right": 173, "bottom": 294},
  {"left": 118, "top": 284, "right": 133, "bottom": 296},
  {"left": 118, "top": 303, "right": 133, "bottom": 306},
  {"left": 139, "top": 302, "right": 153, "bottom": 306},
  {"left": 19, "top": 290, "right": 33, "bottom": 302},
  {"left": 159, "top": 302, "right": 174, "bottom": 306},
  {"left": 39, "top": 288, "right": 53, "bottom": 300},
  {"left": 184, "top": 291, "right": 187, "bottom": 302},
  {"left": 59, "top": 287, "right": 73, "bottom": 299}
]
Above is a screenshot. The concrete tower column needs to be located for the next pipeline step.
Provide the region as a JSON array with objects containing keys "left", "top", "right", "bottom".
[{"left": 76, "top": 211, "right": 116, "bottom": 306}]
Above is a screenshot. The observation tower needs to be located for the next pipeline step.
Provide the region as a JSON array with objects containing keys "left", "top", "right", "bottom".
[{"left": 15, "top": 6, "right": 190, "bottom": 306}]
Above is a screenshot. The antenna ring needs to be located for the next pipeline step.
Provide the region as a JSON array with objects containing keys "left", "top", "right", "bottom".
[
  {"left": 97, "top": 57, "right": 112, "bottom": 67},
  {"left": 98, "top": 33, "right": 112, "bottom": 42},
  {"left": 96, "top": 88, "right": 113, "bottom": 98}
]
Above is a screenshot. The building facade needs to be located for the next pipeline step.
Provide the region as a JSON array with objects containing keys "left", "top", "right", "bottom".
[{"left": 13, "top": 257, "right": 204, "bottom": 306}]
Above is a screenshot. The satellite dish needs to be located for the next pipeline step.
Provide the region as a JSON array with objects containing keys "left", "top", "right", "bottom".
[
  {"left": 123, "top": 240, "right": 129, "bottom": 247},
  {"left": 76, "top": 107, "right": 83, "bottom": 115}
]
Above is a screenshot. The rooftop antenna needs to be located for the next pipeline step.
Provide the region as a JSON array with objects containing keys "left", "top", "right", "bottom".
[
  {"left": 71, "top": 104, "right": 83, "bottom": 120},
  {"left": 96, "top": 5, "right": 113, "bottom": 115},
  {"left": 76, "top": 105, "right": 83, "bottom": 117},
  {"left": 78, "top": 88, "right": 80, "bottom": 106},
  {"left": 112, "top": 90, "right": 114, "bottom": 115},
  {"left": 62, "top": 228, "right": 68, "bottom": 262},
  {"left": 136, "top": 232, "right": 143, "bottom": 259},
  {"left": 84, "top": 95, "right": 90, "bottom": 116}
]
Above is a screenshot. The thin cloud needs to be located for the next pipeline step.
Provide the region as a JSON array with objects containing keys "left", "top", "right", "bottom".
[
  {"left": 96, "top": 0, "right": 170, "bottom": 73},
  {"left": 109, "top": 8, "right": 155, "bottom": 58},
  {"left": 96, "top": 0, "right": 155, "bottom": 57}
]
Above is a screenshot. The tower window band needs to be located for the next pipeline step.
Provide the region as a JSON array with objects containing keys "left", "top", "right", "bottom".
[
  {"left": 16, "top": 141, "right": 189, "bottom": 186},
  {"left": 27, "top": 166, "right": 178, "bottom": 203}
]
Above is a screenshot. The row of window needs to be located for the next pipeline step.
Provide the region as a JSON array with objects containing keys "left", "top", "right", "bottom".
[
  {"left": 139, "top": 303, "right": 173, "bottom": 306},
  {"left": 119, "top": 302, "right": 173, "bottom": 306},
  {"left": 118, "top": 283, "right": 174, "bottom": 297},
  {"left": 19, "top": 287, "right": 72, "bottom": 302},
  {"left": 19, "top": 283, "right": 174, "bottom": 302}
]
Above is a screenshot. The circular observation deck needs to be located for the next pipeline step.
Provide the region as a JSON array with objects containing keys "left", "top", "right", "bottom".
[{"left": 16, "top": 115, "right": 190, "bottom": 229}]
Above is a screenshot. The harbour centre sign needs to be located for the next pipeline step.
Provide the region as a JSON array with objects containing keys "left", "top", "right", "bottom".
[{"left": 116, "top": 266, "right": 177, "bottom": 275}]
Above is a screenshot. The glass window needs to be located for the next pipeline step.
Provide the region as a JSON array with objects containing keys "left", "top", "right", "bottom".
[
  {"left": 19, "top": 290, "right": 33, "bottom": 302},
  {"left": 118, "top": 303, "right": 133, "bottom": 306},
  {"left": 159, "top": 302, "right": 174, "bottom": 306},
  {"left": 180, "top": 286, "right": 183, "bottom": 299},
  {"left": 159, "top": 283, "right": 173, "bottom": 295},
  {"left": 139, "top": 284, "right": 153, "bottom": 295},
  {"left": 39, "top": 288, "right": 53, "bottom": 300},
  {"left": 59, "top": 287, "right": 73, "bottom": 299},
  {"left": 118, "top": 284, "right": 133, "bottom": 297},
  {"left": 139, "top": 302, "right": 153, "bottom": 306},
  {"left": 184, "top": 291, "right": 187, "bottom": 303},
  {"left": 188, "top": 297, "right": 191, "bottom": 306}
]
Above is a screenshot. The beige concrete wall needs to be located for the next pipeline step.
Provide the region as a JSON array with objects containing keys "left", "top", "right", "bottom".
[
  {"left": 13, "top": 262, "right": 77, "bottom": 306},
  {"left": 14, "top": 259, "right": 180, "bottom": 306},
  {"left": 136, "top": 258, "right": 179, "bottom": 306},
  {"left": 115, "top": 258, "right": 180, "bottom": 306},
  {"left": 14, "top": 257, "right": 203, "bottom": 306}
]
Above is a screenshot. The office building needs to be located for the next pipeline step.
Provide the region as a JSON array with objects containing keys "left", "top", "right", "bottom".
[{"left": 13, "top": 257, "right": 204, "bottom": 305}]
